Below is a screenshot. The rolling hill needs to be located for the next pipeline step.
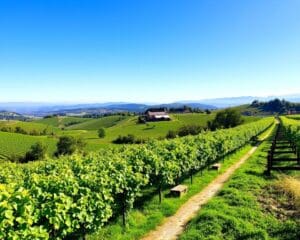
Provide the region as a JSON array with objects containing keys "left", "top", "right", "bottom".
[
  {"left": 67, "top": 115, "right": 128, "bottom": 130},
  {"left": 0, "top": 131, "right": 57, "bottom": 160},
  {"left": 0, "top": 111, "right": 262, "bottom": 160},
  {"left": 0, "top": 120, "right": 58, "bottom": 133},
  {"left": 34, "top": 116, "right": 91, "bottom": 128}
]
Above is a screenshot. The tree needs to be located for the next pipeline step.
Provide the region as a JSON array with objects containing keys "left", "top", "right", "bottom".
[
  {"left": 56, "top": 136, "right": 86, "bottom": 156},
  {"left": 137, "top": 116, "right": 146, "bottom": 124},
  {"left": 205, "top": 109, "right": 211, "bottom": 114},
  {"left": 98, "top": 128, "right": 106, "bottom": 138},
  {"left": 250, "top": 98, "right": 300, "bottom": 114},
  {"left": 208, "top": 109, "right": 243, "bottom": 130},
  {"left": 23, "top": 142, "right": 47, "bottom": 163}
]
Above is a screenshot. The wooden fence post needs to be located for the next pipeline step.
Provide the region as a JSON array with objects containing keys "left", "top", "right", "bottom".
[{"left": 266, "top": 151, "right": 272, "bottom": 176}]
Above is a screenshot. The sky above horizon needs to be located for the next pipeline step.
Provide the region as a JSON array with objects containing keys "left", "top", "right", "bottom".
[{"left": 1, "top": 0, "right": 300, "bottom": 103}]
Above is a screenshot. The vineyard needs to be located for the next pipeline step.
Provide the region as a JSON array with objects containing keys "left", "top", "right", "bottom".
[
  {"left": 266, "top": 117, "right": 300, "bottom": 174},
  {"left": 0, "top": 118, "right": 273, "bottom": 239},
  {"left": 179, "top": 127, "right": 300, "bottom": 240},
  {"left": 1, "top": 1, "right": 299, "bottom": 239},
  {"left": 281, "top": 116, "right": 300, "bottom": 151}
]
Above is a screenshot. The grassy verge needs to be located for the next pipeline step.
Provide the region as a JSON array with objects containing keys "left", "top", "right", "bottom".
[
  {"left": 88, "top": 145, "right": 257, "bottom": 240},
  {"left": 179, "top": 130, "right": 300, "bottom": 240}
]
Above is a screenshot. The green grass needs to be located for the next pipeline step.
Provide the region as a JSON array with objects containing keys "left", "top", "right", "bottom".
[
  {"left": 179, "top": 130, "right": 300, "bottom": 240},
  {"left": 87, "top": 144, "right": 254, "bottom": 240},
  {"left": 77, "top": 114, "right": 214, "bottom": 148},
  {"left": 67, "top": 113, "right": 216, "bottom": 139},
  {"left": 34, "top": 116, "right": 91, "bottom": 128},
  {"left": 0, "top": 120, "right": 58, "bottom": 133},
  {"left": 67, "top": 115, "right": 128, "bottom": 130},
  {"left": 0, "top": 131, "right": 57, "bottom": 160},
  {"left": 242, "top": 115, "right": 262, "bottom": 123},
  {"left": 286, "top": 114, "right": 300, "bottom": 120},
  {"left": 171, "top": 113, "right": 216, "bottom": 125}
]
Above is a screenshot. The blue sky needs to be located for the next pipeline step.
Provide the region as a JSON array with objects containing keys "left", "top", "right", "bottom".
[{"left": 1, "top": 0, "right": 300, "bottom": 103}]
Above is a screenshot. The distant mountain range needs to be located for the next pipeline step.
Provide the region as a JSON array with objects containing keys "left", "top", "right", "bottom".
[
  {"left": 178, "top": 94, "right": 300, "bottom": 108},
  {"left": 0, "top": 94, "right": 299, "bottom": 116},
  {"left": 0, "top": 111, "right": 27, "bottom": 120},
  {"left": 0, "top": 102, "right": 216, "bottom": 116}
]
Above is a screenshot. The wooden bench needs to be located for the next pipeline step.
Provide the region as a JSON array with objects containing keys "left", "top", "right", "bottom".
[
  {"left": 211, "top": 163, "right": 221, "bottom": 171},
  {"left": 170, "top": 184, "right": 188, "bottom": 197}
]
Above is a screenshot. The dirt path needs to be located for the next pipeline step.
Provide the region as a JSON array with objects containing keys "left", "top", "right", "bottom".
[{"left": 141, "top": 127, "right": 274, "bottom": 240}]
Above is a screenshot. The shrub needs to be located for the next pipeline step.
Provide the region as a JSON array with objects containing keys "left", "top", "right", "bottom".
[
  {"left": 23, "top": 142, "right": 47, "bottom": 163},
  {"left": 166, "top": 130, "right": 177, "bottom": 139},
  {"left": 65, "top": 121, "right": 81, "bottom": 127},
  {"left": 98, "top": 128, "right": 106, "bottom": 138},
  {"left": 55, "top": 136, "right": 86, "bottom": 156},
  {"left": 205, "top": 109, "right": 211, "bottom": 114},
  {"left": 274, "top": 176, "right": 300, "bottom": 210},
  {"left": 177, "top": 125, "right": 204, "bottom": 137},
  {"left": 29, "top": 129, "right": 40, "bottom": 136},
  {"left": 113, "top": 134, "right": 145, "bottom": 144},
  {"left": 137, "top": 116, "right": 147, "bottom": 124},
  {"left": 15, "top": 126, "right": 27, "bottom": 135}
]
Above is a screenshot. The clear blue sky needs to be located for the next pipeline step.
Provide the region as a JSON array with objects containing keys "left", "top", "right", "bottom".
[{"left": 1, "top": 0, "right": 300, "bottom": 103}]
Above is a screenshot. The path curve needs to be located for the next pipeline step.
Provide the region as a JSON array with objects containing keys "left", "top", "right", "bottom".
[{"left": 141, "top": 127, "right": 274, "bottom": 240}]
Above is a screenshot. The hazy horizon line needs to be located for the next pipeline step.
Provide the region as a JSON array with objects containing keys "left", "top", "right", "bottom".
[{"left": 0, "top": 93, "right": 299, "bottom": 105}]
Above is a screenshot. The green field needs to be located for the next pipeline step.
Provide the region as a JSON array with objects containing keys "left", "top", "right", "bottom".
[
  {"left": 0, "top": 131, "right": 57, "bottom": 160},
  {"left": 0, "top": 113, "right": 261, "bottom": 160},
  {"left": 0, "top": 120, "right": 58, "bottom": 133},
  {"left": 34, "top": 116, "right": 91, "bottom": 128},
  {"left": 78, "top": 114, "right": 261, "bottom": 146},
  {"left": 286, "top": 114, "right": 300, "bottom": 120},
  {"left": 67, "top": 115, "right": 128, "bottom": 130}
]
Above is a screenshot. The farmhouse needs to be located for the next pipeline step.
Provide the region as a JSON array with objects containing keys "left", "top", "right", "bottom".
[
  {"left": 287, "top": 110, "right": 300, "bottom": 115},
  {"left": 146, "top": 109, "right": 171, "bottom": 121}
]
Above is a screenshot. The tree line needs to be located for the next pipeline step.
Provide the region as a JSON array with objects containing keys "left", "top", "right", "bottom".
[
  {"left": 0, "top": 126, "right": 49, "bottom": 136},
  {"left": 251, "top": 98, "right": 300, "bottom": 114}
]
